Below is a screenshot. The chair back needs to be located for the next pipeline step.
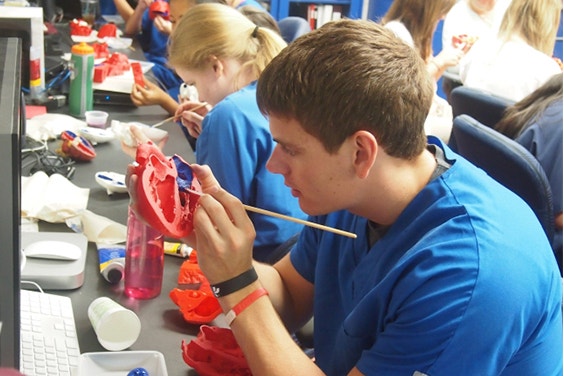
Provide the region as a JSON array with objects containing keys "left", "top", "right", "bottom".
[
  {"left": 277, "top": 16, "right": 311, "bottom": 44},
  {"left": 449, "top": 86, "right": 514, "bottom": 150},
  {"left": 451, "top": 115, "right": 555, "bottom": 244}
]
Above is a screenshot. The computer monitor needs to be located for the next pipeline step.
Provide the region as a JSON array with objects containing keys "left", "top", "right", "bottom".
[{"left": 0, "top": 37, "right": 24, "bottom": 369}]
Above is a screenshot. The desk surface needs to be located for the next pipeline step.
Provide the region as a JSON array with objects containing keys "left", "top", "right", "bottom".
[{"left": 37, "top": 103, "right": 203, "bottom": 376}]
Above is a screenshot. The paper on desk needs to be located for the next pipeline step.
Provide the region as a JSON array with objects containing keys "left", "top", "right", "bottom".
[
  {"left": 22, "top": 172, "right": 127, "bottom": 243},
  {"left": 66, "top": 210, "right": 127, "bottom": 244},
  {"left": 26, "top": 113, "right": 86, "bottom": 142},
  {"left": 22, "top": 171, "right": 89, "bottom": 223}
]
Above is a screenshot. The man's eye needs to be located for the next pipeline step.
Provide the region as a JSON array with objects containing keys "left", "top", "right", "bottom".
[{"left": 282, "top": 145, "right": 296, "bottom": 156}]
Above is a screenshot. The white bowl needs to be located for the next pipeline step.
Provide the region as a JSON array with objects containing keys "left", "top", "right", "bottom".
[
  {"left": 77, "top": 351, "right": 168, "bottom": 376},
  {"left": 79, "top": 127, "right": 115, "bottom": 144},
  {"left": 95, "top": 171, "right": 128, "bottom": 195}
]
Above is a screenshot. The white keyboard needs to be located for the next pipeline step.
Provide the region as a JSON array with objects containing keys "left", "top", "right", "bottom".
[{"left": 20, "top": 289, "right": 81, "bottom": 376}]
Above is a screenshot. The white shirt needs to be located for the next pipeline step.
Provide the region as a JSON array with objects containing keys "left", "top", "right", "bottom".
[
  {"left": 384, "top": 20, "right": 414, "bottom": 48},
  {"left": 442, "top": 0, "right": 511, "bottom": 50},
  {"left": 459, "top": 36, "right": 562, "bottom": 102}
]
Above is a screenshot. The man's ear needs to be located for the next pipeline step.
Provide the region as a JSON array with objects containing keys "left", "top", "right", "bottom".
[{"left": 352, "top": 130, "right": 378, "bottom": 179}]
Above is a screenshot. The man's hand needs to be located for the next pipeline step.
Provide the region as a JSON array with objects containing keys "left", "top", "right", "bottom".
[{"left": 190, "top": 164, "right": 256, "bottom": 285}]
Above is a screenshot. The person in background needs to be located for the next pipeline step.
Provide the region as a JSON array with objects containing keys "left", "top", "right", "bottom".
[
  {"left": 130, "top": 3, "right": 305, "bottom": 263},
  {"left": 382, "top": 0, "right": 463, "bottom": 82},
  {"left": 128, "top": 0, "right": 272, "bottom": 151},
  {"left": 440, "top": 0, "right": 511, "bottom": 100},
  {"left": 127, "top": 19, "right": 562, "bottom": 374},
  {"left": 128, "top": 0, "right": 226, "bottom": 150},
  {"left": 459, "top": 0, "right": 562, "bottom": 102},
  {"left": 115, "top": 0, "right": 185, "bottom": 104},
  {"left": 495, "top": 73, "right": 563, "bottom": 271},
  {"left": 129, "top": 0, "right": 227, "bottom": 116},
  {"left": 442, "top": 0, "right": 511, "bottom": 49},
  {"left": 382, "top": 0, "right": 466, "bottom": 142},
  {"left": 226, "top": 0, "right": 265, "bottom": 10},
  {"left": 238, "top": 5, "right": 281, "bottom": 34}
]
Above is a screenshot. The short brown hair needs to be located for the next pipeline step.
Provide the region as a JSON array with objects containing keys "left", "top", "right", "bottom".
[{"left": 257, "top": 19, "right": 433, "bottom": 159}]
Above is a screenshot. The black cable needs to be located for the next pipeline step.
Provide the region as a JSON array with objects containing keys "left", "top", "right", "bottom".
[{"left": 22, "top": 141, "right": 76, "bottom": 179}]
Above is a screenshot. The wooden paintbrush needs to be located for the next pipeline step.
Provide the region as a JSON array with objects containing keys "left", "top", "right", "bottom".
[
  {"left": 151, "top": 102, "right": 208, "bottom": 128},
  {"left": 187, "top": 189, "right": 357, "bottom": 239}
]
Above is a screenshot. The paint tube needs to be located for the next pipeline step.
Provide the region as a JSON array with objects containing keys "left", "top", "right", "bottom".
[
  {"left": 163, "top": 241, "right": 193, "bottom": 258},
  {"left": 97, "top": 243, "right": 126, "bottom": 284}
]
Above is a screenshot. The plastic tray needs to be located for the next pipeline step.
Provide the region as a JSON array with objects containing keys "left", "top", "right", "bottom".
[{"left": 76, "top": 351, "right": 168, "bottom": 376}]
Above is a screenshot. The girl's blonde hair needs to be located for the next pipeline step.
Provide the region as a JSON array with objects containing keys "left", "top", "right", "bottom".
[
  {"left": 168, "top": 3, "right": 287, "bottom": 86},
  {"left": 498, "top": 0, "right": 562, "bottom": 56}
]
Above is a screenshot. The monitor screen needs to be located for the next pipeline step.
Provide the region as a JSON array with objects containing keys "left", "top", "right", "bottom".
[{"left": 0, "top": 37, "right": 24, "bottom": 369}]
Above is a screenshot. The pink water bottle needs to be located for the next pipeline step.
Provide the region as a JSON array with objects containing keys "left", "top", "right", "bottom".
[{"left": 124, "top": 207, "right": 164, "bottom": 299}]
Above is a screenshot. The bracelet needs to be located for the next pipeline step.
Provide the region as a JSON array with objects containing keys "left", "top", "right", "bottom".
[
  {"left": 225, "top": 287, "right": 269, "bottom": 326},
  {"left": 210, "top": 267, "right": 258, "bottom": 298}
]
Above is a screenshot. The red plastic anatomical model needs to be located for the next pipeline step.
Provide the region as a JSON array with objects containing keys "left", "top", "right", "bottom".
[{"left": 133, "top": 142, "right": 201, "bottom": 239}]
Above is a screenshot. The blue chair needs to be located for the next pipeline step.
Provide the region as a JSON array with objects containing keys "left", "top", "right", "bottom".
[
  {"left": 277, "top": 16, "right": 311, "bottom": 44},
  {"left": 450, "top": 115, "right": 557, "bottom": 267},
  {"left": 450, "top": 86, "right": 515, "bottom": 128},
  {"left": 448, "top": 86, "right": 515, "bottom": 151}
]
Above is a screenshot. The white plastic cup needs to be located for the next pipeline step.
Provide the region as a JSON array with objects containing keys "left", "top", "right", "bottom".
[
  {"left": 85, "top": 110, "right": 109, "bottom": 129},
  {"left": 87, "top": 297, "right": 141, "bottom": 351}
]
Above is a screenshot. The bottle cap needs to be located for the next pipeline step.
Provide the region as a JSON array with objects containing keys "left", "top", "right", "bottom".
[
  {"left": 71, "top": 42, "right": 94, "bottom": 55},
  {"left": 106, "top": 268, "right": 124, "bottom": 284}
]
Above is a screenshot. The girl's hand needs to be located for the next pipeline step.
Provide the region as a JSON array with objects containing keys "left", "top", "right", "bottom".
[
  {"left": 174, "top": 101, "right": 210, "bottom": 139},
  {"left": 131, "top": 80, "right": 167, "bottom": 107},
  {"left": 153, "top": 15, "right": 172, "bottom": 35}
]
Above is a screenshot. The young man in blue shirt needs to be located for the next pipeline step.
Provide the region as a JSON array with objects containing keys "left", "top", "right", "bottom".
[{"left": 130, "top": 19, "right": 563, "bottom": 375}]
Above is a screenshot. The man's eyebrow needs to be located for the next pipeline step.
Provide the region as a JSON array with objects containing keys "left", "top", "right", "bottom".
[{"left": 273, "top": 138, "right": 305, "bottom": 152}]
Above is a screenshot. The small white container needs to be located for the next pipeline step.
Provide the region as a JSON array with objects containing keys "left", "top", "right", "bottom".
[{"left": 85, "top": 110, "right": 109, "bottom": 129}]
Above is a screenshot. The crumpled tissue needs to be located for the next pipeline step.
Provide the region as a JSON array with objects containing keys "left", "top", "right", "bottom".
[
  {"left": 21, "top": 171, "right": 127, "bottom": 244},
  {"left": 22, "top": 171, "right": 89, "bottom": 222},
  {"left": 26, "top": 113, "right": 86, "bottom": 142}
]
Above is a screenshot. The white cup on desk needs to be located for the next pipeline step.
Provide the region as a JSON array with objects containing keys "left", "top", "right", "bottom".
[{"left": 88, "top": 297, "right": 141, "bottom": 351}]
